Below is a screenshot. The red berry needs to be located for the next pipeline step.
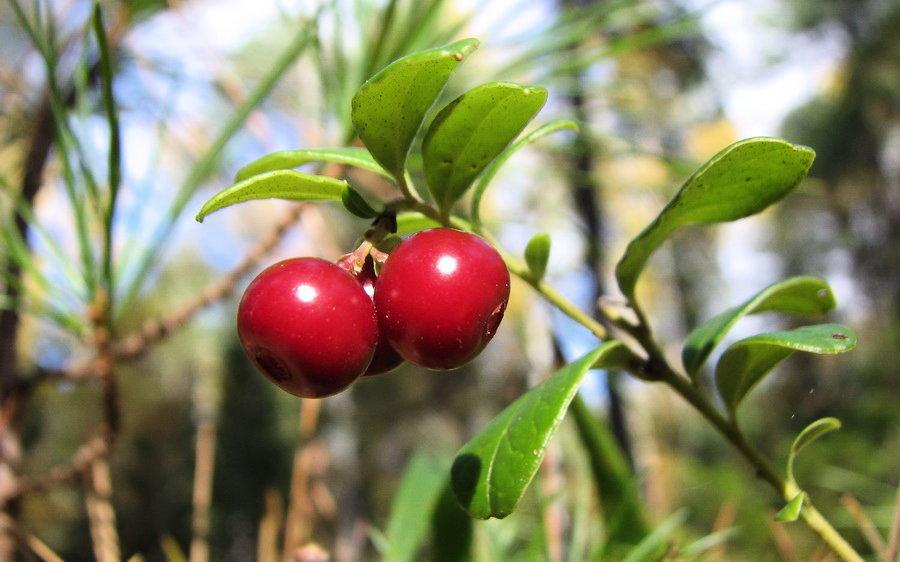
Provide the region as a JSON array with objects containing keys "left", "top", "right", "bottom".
[
  {"left": 375, "top": 228, "right": 510, "bottom": 369},
  {"left": 237, "top": 258, "right": 377, "bottom": 397},
  {"left": 355, "top": 257, "right": 404, "bottom": 375}
]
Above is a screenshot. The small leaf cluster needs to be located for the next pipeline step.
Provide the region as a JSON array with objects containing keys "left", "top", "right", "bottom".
[
  {"left": 447, "top": 135, "right": 856, "bottom": 525},
  {"left": 196, "top": 38, "right": 573, "bottom": 225}
]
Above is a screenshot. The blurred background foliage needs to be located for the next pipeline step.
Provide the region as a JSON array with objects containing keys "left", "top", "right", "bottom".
[{"left": 0, "top": 0, "right": 897, "bottom": 560}]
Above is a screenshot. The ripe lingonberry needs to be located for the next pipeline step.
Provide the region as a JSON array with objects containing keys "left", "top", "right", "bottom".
[
  {"left": 375, "top": 228, "right": 510, "bottom": 369},
  {"left": 237, "top": 257, "right": 377, "bottom": 397},
  {"left": 355, "top": 257, "right": 404, "bottom": 375}
]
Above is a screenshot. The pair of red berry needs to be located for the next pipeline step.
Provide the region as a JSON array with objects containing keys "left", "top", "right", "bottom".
[{"left": 237, "top": 228, "right": 511, "bottom": 398}]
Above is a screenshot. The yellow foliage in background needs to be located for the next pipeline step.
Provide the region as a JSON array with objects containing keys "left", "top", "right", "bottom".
[
  {"left": 599, "top": 154, "right": 671, "bottom": 191},
  {"left": 685, "top": 119, "right": 737, "bottom": 162}
]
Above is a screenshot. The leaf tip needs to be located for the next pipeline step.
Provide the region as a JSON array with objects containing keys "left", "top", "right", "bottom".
[
  {"left": 448, "top": 37, "right": 480, "bottom": 59},
  {"left": 194, "top": 205, "right": 212, "bottom": 223},
  {"left": 774, "top": 493, "right": 805, "bottom": 522}
]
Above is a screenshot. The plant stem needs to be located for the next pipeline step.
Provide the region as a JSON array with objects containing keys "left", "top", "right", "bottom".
[
  {"left": 397, "top": 173, "right": 419, "bottom": 203},
  {"left": 400, "top": 196, "right": 863, "bottom": 562},
  {"left": 622, "top": 316, "right": 863, "bottom": 562}
]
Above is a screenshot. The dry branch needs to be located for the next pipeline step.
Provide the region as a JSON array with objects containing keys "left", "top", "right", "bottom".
[
  {"left": 283, "top": 400, "right": 324, "bottom": 560},
  {"left": 840, "top": 494, "right": 887, "bottom": 560},
  {"left": 189, "top": 422, "right": 217, "bottom": 562},
  {"left": 1, "top": 435, "right": 107, "bottom": 506},
  {"left": 112, "top": 203, "right": 306, "bottom": 361},
  {"left": 84, "top": 457, "right": 120, "bottom": 562},
  {"left": 257, "top": 488, "right": 283, "bottom": 562}
]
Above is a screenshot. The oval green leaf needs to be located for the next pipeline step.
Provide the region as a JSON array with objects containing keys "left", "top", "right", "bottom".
[
  {"left": 471, "top": 119, "right": 578, "bottom": 226},
  {"left": 234, "top": 147, "right": 392, "bottom": 182},
  {"left": 524, "top": 232, "right": 551, "bottom": 282},
  {"left": 385, "top": 454, "right": 450, "bottom": 562},
  {"left": 682, "top": 276, "right": 836, "bottom": 379},
  {"left": 615, "top": 138, "right": 815, "bottom": 298},
  {"left": 196, "top": 170, "right": 348, "bottom": 222},
  {"left": 431, "top": 483, "right": 473, "bottom": 562},
  {"left": 395, "top": 211, "right": 441, "bottom": 235},
  {"left": 351, "top": 38, "right": 479, "bottom": 181},
  {"left": 787, "top": 417, "right": 841, "bottom": 483},
  {"left": 341, "top": 187, "right": 380, "bottom": 219},
  {"left": 423, "top": 82, "right": 548, "bottom": 211},
  {"left": 715, "top": 323, "right": 857, "bottom": 414},
  {"left": 774, "top": 492, "right": 806, "bottom": 523},
  {"left": 451, "top": 341, "right": 635, "bottom": 519}
]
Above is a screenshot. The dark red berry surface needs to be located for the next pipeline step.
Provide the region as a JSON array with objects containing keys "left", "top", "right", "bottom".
[
  {"left": 237, "top": 257, "right": 377, "bottom": 397},
  {"left": 375, "top": 228, "right": 510, "bottom": 370},
  {"left": 355, "top": 257, "right": 404, "bottom": 375}
]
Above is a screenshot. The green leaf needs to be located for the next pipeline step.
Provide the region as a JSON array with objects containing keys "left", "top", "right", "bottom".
[
  {"left": 715, "top": 324, "right": 857, "bottom": 414},
  {"left": 351, "top": 38, "right": 479, "bottom": 181},
  {"left": 471, "top": 119, "right": 578, "bottom": 226},
  {"left": 195, "top": 170, "right": 351, "bottom": 222},
  {"left": 423, "top": 82, "right": 548, "bottom": 211},
  {"left": 569, "top": 395, "right": 649, "bottom": 545},
  {"left": 787, "top": 417, "right": 841, "bottom": 483},
  {"left": 682, "top": 276, "right": 836, "bottom": 379},
  {"left": 775, "top": 493, "right": 805, "bottom": 522},
  {"left": 341, "top": 187, "right": 380, "bottom": 219},
  {"left": 678, "top": 528, "right": 739, "bottom": 558},
  {"left": 235, "top": 147, "right": 393, "bottom": 182},
  {"left": 395, "top": 211, "right": 441, "bottom": 235},
  {"left": 615, "top": 138, "right": 815, "bottom": 298},
  {"left": 451, "top": 341, "right": 635, "bottom": 519},
  {"left": 524, "top": 233, "right": 551, "bottom": 282},
  {"left": 431, "top": 482, "right": 473, "bottom": 562},
  {"left": 385, "top": 454, "right": 449, "bottom": 562}
]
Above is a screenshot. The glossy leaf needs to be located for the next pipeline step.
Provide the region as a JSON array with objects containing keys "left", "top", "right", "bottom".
[
  {"left": 195, "top": 170, "right": 355, "bottom": 222},
  {"left": 395, "top": 211, "right": 441, "bottom": 235},
  {"left": 775, "top": 493, "right": 805, "bottom": 522},
  {"left": 615, "top": 138, "right": 815, "bottom": 298},
  {"left": 471, "top": 119, "right": 578, "bottom": 226},
  {"left": 341, "top": 188, "right": 380, "bottom": 219},
  {"left": 715, "top": 324, "right": 857, "bottom": 414},
  {"left": 385, "top": 454, "right": 449, "bottom": 562},
  {"left": 423, "top": 82, "right": 548, "bottom": 211},
  {"left": 682, "top": 276, "right": 836, "bottom": 378},
  {"left": 431, "top": 482, "right": 473, "bottom": 562},
  {"left": 787, "top": 417, "right": 841, "bottom": 482},
  {"left": 451, "top": 341, "right": 635, "bottom": 519},
  {"left": 235, "top": 147, "right": 392, "bottom": 182},
  {"left": 524, "top": 233, "right": 551, "bottom": 282},
  {"left": 351, "top": 38, "right": 479, "bottom": 181}
]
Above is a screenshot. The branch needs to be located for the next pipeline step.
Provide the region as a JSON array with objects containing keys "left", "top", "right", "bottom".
[
  {"left": 0, "top": 435, "right": 107, "bottom": 505},
  {"left": 429, "top": 207, "right": 863, "bottom": 562},
  {"left": 84, "top": 457, "right": 120, "bottom": 562},
  {"left": 112, "top": 203, "right": 306, "bottom": 361},
  {"left": 189, "top": 422, "right": 216, "bottom": 562},
  {"left": 282, "top": 399, "right": 323, "bottom": 559}
]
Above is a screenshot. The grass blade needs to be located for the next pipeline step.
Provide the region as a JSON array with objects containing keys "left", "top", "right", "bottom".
[{"left": 117, "top": 18, "right": 318, "bottom": 317}]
